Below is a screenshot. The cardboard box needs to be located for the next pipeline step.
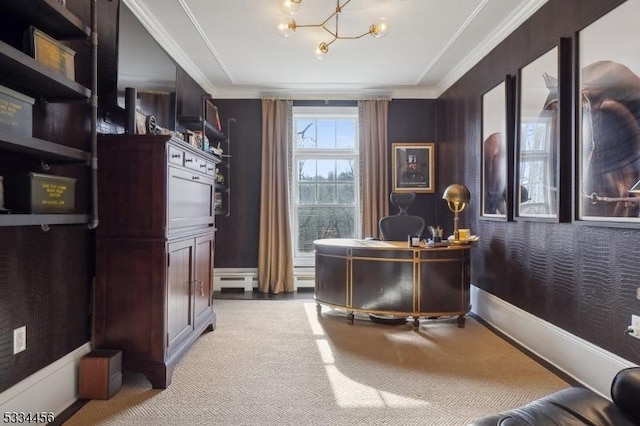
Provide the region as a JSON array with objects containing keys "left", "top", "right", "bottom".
[{"left": 0, "top": 85, "right": 34, "bottom": 136}]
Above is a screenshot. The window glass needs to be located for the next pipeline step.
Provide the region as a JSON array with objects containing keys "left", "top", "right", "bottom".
[{"left": 291, "top": 106, "right": 360, "bottom": 264}]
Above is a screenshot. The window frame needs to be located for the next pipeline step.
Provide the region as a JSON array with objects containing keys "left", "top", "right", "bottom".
[{"left": 291, "top": 106, "right": 360, "bottom": 266}]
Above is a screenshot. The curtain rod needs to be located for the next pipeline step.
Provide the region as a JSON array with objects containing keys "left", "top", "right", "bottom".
[{"left": 260, "top": 95, "right": 392, "bottom": 102}]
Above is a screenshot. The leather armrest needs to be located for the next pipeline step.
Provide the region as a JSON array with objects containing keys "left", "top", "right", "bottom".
[{"left": 611, "top": 367, "right": 640, "bottom": 424}]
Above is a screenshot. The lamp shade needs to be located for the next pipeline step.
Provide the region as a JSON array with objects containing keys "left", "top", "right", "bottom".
[{"left": 442, "top": 184, "right": 471, "bottom": 205}]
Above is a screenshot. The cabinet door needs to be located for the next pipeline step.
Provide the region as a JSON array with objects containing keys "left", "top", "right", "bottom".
[
  {"left": 167, "top": 239, "right": 194, "bottom": 355},
  {"left": 419, "top": 251, "right": 470, "bottom": 314},
  {"left": 194, "top": 233, "right": 214, "bottom": 326},
  {"left": 167, "top": 165, "right": 215, "bottom": 232}
]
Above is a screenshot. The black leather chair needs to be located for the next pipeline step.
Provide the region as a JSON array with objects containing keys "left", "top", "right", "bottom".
[
  {"left": 378, "top": 192, "right": 425, "bottom": 241},
  {"left": 379, "top": 215, "right": 425, "bottom": 241},
  {"left": 468, "top": 366, "right": 640, "bottom": 425}
]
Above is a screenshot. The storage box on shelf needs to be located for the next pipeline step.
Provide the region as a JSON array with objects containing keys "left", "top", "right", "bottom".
[{"left": 24, "top": 26, "right": 77, "bottom": 80}]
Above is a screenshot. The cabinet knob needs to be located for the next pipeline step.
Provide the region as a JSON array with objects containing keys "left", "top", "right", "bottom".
[
  {"left": 199, "top": 164, "right": 206, "bottom": 168},
  {"left": 185, "top": 158, "right": 193, "bottom": 163},
  {"left": 171, "top": 154, "right": 181, "bottom": 158}
]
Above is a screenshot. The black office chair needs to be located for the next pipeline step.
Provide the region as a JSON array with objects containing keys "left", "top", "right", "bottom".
[{"left": 378, "top": 192, "right": 425, "bottom": 241}]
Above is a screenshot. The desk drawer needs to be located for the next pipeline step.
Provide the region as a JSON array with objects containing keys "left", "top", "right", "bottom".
[
  {"left": 168, "top": 146, "right": 183, "bottom": 166},
  {"left": 184, "top": 152, "right": 202, "bottom": 171}
]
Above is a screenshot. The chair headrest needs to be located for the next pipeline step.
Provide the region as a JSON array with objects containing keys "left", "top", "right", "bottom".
[{"left": 390, "top": 192, "right": 416, "bottom": 215}]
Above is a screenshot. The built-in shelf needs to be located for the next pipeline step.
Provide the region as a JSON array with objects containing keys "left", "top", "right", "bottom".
[
  {"left": 0, "top": 214, "right": 90, "bottom": 227},
  {"left": 0, "top": 0, "right": 90, "bottom": 38},
  {"left": 178, "top": 115, "right": 226, "bottom": 141},
  {"left": 0, "top": 0, "right": 95, "bottom": 229},
  {"left": 0, "top": 128, "right": 91, "bottom": 162},
  {"left": 0, "top": 40, "right": 91, "bottom": 100}
]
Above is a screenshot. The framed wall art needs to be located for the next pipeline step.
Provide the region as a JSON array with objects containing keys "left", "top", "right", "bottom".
[
  {"left": 481, "top": 79, "right": 509, "bottom": 219},
  {"left": 391, "top": 142, "right": 435, "bottom": 193},
  {"left": 516, "top": 38, "right": 572, "bottom": 222},
  {"left": 577, "top": 0, "right": 640, "bottom": 223}
]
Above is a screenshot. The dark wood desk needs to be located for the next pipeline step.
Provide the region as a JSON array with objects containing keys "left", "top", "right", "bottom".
[{"left": 314, "top": 238, "right": 471, "bottom": 328}]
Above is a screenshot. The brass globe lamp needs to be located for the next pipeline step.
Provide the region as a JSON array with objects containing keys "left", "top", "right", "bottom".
[{"left": 442, "top": 184, "right": 471, "bottom": 241}]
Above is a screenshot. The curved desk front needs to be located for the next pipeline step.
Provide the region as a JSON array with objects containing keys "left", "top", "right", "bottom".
[{"left": 314, "top": 238, "right": 471, "bottom": 327}]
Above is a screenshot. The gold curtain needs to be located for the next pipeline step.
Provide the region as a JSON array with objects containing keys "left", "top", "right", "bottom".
[
  {"left": 258, "top": 99, "right": 294, "bottom": 294},
  {"left": 360, "top": 100, "right": 389, "bottom": 238}
]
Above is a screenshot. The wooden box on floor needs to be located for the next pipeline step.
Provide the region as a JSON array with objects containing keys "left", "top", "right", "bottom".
[{"left": 79, "top": 350, "right": 122, "bottom": 400}]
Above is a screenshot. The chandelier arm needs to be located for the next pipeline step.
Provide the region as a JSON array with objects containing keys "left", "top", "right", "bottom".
[
  {"left": 336, "top": 31, "right": 373, "bottom": 40},
  {"left": 319, "top": 0, "right": 341, "bottom": 28},
  {"left": 295, "top": 23, "right": 323, "bottom": 29},
  {"left": 321, "top": 25, "right": 338, "bottom": 39},
  {"left": 325, "top": 36, "right": 339, "bottom": 47}
]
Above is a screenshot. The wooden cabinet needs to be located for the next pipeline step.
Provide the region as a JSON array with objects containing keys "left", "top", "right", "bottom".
[{"left": 95, "top": 134, "right": 218, "bottom": 388}]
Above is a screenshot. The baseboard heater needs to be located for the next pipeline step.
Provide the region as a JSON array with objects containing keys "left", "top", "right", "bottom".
[{"left": 214, "top": 268, "right": 315, "bottom": 292}]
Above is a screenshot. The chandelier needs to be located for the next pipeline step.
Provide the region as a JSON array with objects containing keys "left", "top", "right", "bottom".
[{"left": 277, "top": 0, "right": 390, "bottom": 59}]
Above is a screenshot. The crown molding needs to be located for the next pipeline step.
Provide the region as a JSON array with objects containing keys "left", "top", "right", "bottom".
[
  {"left": 434, "top": 0, "right": 549, "bottom": 97},
  {"left": 122, "top": 0, "right": 219, "bottom": 96}
]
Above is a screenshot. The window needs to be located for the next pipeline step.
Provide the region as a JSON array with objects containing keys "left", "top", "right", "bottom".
[{"left": 291, "top": 106, "right": 360, "bottom": 265}]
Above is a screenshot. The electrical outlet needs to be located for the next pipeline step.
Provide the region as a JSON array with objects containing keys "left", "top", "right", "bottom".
[
  {"left": 13, "top": 326, "right": 26, "bottom": 354},
  {"left": 633, "top": 315, "right": 640, "bottom": 328},
  {"left": 636, "top": 287, "right": 640, "bottom": 300}
]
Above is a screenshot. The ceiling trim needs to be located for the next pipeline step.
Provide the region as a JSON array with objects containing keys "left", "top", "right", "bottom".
[
  {"left": 416, "top": 0, "right": 489, "bottom": 85},
  {"left": 176, "top": 0, "right": 235, "bottom": 84},
  {"left": 123, "top": 0, "right": 549, "bottom": 100},
  {"left": 434, "top": 0, "right": 549, "bottom": 97},
  {"left": 122, "top": 0, "right": 220, "bottom": 96}
]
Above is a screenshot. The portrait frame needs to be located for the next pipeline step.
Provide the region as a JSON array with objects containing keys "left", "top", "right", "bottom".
[
  {"left": 481, "top": 78, "right": 512, "bottom": 220},
  {"left": 577, "top": 0, "right": 640, "bottom": 225},
  {"left": 391, "top": 142, "right": 435, "bottom": 193},
  {"left": 515, "top": 38, "right": 572, "bottom": 223}
]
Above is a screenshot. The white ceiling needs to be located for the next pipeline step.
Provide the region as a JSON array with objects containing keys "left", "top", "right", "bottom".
[{"left": 120, "top": 0, "right": 548, "bottom": 99}]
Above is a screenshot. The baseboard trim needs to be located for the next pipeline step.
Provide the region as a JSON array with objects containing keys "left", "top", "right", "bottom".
[
  {"left": 0, "top": 342, "right": 91, "bottom": 416},
  {"left": 471, "top": 286, "right": 637, "bottom": 398}
]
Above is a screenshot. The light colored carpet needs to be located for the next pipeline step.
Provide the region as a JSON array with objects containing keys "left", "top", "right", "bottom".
[{"left": 64, "top": 299, "right": 569, "bottom": 425}]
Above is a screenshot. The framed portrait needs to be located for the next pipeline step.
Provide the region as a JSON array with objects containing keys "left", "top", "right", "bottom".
[
  {"left": 392, "top": 142, "right": 435, "bottom": 193},
  {"left": 481, "top": 80, "right": 508, "bottom": 219},
  {"left": 516, "top": 44, "right": 564, "bottom": 221},
  {"left": 577, "top": 0, "right": 640, "bottom": 223},
  {"left": 516, "top": 39, "right": 572, "bottom": 222}
]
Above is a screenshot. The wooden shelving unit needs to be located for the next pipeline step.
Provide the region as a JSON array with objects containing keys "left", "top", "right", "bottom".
[{"left": 0, "top": 0, "right": 96, "bottom": 227}]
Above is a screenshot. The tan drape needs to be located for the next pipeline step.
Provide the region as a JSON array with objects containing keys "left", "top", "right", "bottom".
[
  {"left": 258, "top": 99, "right": 294, "bottom": 294},
  {"left": 360, "top": 100, "right": 389, "bottom": 238}
]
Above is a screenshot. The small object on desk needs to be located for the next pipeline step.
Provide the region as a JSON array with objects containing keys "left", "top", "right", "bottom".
[{"left": 428, "top": 225, "right": 444, "bottom": 243}]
